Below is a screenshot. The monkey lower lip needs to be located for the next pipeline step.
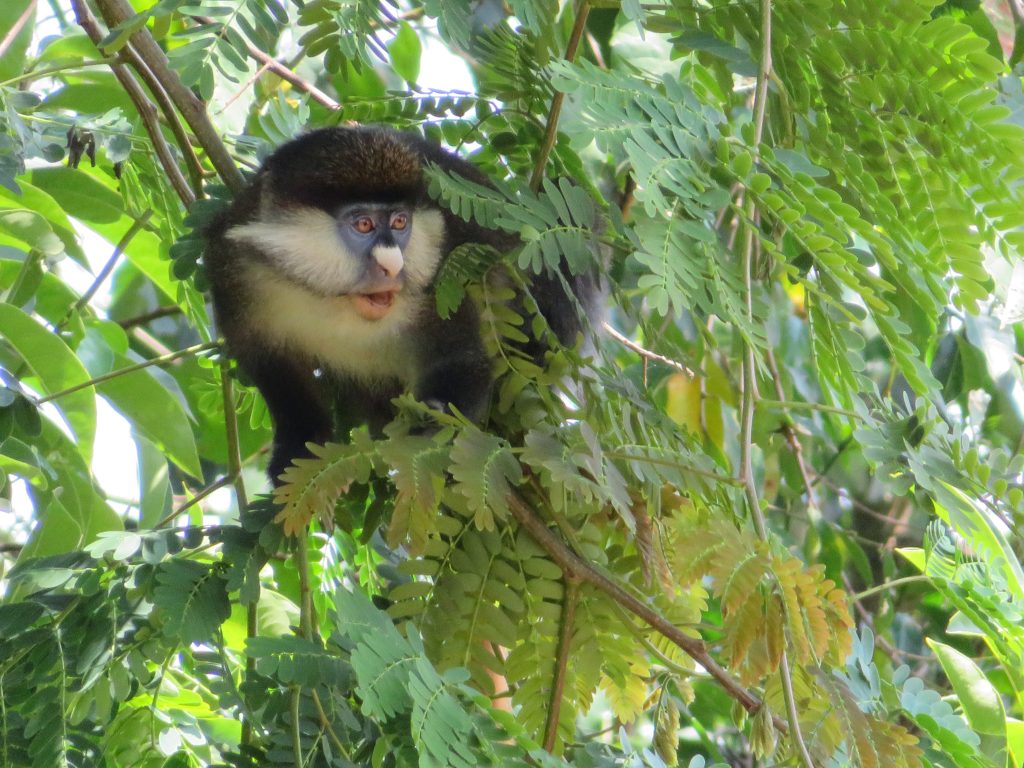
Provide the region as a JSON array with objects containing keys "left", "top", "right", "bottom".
[{"left": 352, "top": 290, "right": 397, "bottom": 320}]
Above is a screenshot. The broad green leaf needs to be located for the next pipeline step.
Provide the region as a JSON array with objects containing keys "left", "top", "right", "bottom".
[
  {"left": 0, "top": 304, "right": 96, "bottom": 462},
  {"left": 896, "top": 547, "right": 926, "bottom": 572},
  {"left": 935, "top": 483, "right": 1024, "bottom": 602},
  {"left": 16, "top": 420, "right": 121, "bottom": 564},
  {"left": 927, "top": 639, "right": 1006, "bottom": 742},
  {"left": 137, "top": 435, "right": 171, "bottom": 528},
  {"left": 388, "top": 22, "right": 422, "bottom": 84},
  {"left": 0, "top": 182, "right": 86, "bottom": 265},
  {"left": 0, "top": 0, "right": 35, "bottom": 81},
  {"left": 0, "top": 209, "right": 65, "bottom": 258},
  {"left": 80, "top": 325, "right": 201, "bottom": 478},
  {"left": 28, "top": 167, "right": 180, "bottom": 304},
  {"left": 18, "top": 496, "right": 84, "bottom": 560}
]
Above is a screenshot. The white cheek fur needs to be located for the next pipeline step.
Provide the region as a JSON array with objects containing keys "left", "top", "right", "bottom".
[
  {"left": 227, "top": 208, "right": 362, "bottom": 294},
  {"left": 228, "top": 206, "right": 446, "bottom": 293}
]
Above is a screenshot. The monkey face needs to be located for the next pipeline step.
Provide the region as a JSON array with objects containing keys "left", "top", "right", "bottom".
[
  {"left": 226, "top": 201, "right": 444, "bottom": 323},
  {"left": 335, "top": 203, "right": 412, "bottom": 320}
]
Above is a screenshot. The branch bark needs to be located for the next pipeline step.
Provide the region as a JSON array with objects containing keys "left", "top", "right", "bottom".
[
  {"left": 71, "top": 0, "right": 196, "bottom": 206},
  {"left": 529, "top": 0, "right": 591, "bottom": 192},
  {"left": 93, "top": 0, "right": 245, "bottom": 194},
  {"left": 507, "top": 493, "right": 786, "bottom": 730}
]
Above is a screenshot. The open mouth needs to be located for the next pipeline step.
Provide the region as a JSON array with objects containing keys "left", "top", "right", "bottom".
[{"left": 351, "top": 290, "right": 398, "bottom": 320}]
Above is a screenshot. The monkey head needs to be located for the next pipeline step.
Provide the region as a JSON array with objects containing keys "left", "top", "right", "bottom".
[{"left": 224, "top": 128, "right": 445, "bottom": 322}]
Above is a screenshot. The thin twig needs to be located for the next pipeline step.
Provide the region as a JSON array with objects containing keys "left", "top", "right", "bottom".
[
  {"left": 192, "top": 15, "right": 340, "bottom": 111},
  {"left": 296, "top": 534, "right": 314, "bottom": 639},
  {"left": 117, "top": 305, "right": 184, "bottom": 329},
  {"left": 543, "top": 577, "right": 580, "bottom": 752},
  {"left": 0, "top": 58, "right": 118, "bottom": 88},
  {"left": 740, "top": 0, "right": 814, "bottom": 764},
  {"left": 506, "top": 493, "right": 788, "bottom": 732},
  {"left": 605, "top": 449, "right": 743, "bottom": 487},
  {"left": 157, "top": 475, "right": 232, "bottom": 528},
  {"left": 93, "top": 0, "right": 245, "bottom": 194},
  {"left": 290, "top": 685, "right": 303, "bottom": 766},
  {"left": 219, "top": 357, "right": 248, "bottom": 512},
  {"left": 602, "top": 322, "right": 695, "bottom": 376},
  {"left": 765, "top": 348, "right": 820, "bottom": 514},
  {"left": 1009, "top": 0, "right": 1024, "bottom": 62},
  {"left": 529, "top": 0, "right": 591, "bottom": 191},
  {"left": 757, "top": 398, "right": 859, "bottom": 419},
  {"left": 0, "top": 0, "right": 37, "bottom": 61},
  {"left": 36, "top": 341, "right": 218, "bottom": 404},
  {"left": 114, "top": 45, "right": 206, "bottom": 196},
  {"left": 70, "top": 0, "right": 196, "bottom": 207},
  {"left": 57, "top": 210, "right": 153, "bottom": 330}
]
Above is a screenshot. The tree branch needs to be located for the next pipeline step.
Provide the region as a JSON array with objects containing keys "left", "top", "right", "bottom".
[
  {"left": 506, "top": 493, "right": 786, "bottom": 730},
  {"left": 71, "top": 0, "right": 196, "bottom": 207},
  {"left": 36, "top": 341, "right": 218, "bottom": 404},
  {"left": 192, "top": 15, "right": 340, "bottom": 112},
  {"left": 529, "top": 0, "right": 591, "bottom": 192},
  {"left": 57, "top": 209, "right": 153, "bottom": 331},
  {"left": 92, "top": 0, "right": 245, "bottom": 194},
  {"left": 0, "top": 0, "right": 37, "bottom": 61}
]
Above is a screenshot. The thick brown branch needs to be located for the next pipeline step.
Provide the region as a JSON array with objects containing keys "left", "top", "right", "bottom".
[
  {"left": 506, "top": 493, "right": 784, "bottom": 729},
  {"left": 93, "top": 0, "right": 245, "bottom": 194},
  {"left": 71, "top": 0, "right": 195, "bottom": 207},
  {"left": 114, "top": 45, "right": 205, "bottom": 195}
]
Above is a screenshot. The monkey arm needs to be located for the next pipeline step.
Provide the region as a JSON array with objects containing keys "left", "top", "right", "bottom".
[
  {"left": 238, "top": 348, "right": 333, "bottom": 484},
  {"left": 412, "top": 304, "right": 492, "bottom": 422}
]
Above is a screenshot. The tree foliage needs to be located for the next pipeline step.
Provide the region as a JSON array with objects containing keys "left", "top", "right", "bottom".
[{"left": 1, "top": 0, "right": 1023, "bottom": 766}]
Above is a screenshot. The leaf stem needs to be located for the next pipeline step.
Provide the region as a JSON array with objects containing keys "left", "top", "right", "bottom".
[
  {"left": 741, "top": 0, "right": 814, "bottom": 764},
  {"left": 757, "top": 398, "right": 860, "bottom": 419},
  {"left": 57, "top": 210, "right": 153, "bottom": 331},
  {"left": 35, "top": 341, "right": 218, "bottom": 404},
  {"left": 529, "top": 0, "right": 591, "bottom": 191},
  {"left": 605, "top": 449, "right": 744, "bottom": 487},
  {"left": 0, "top": 57, "right": 119, "bottom": 88},
  {"left": 543, "top": 576, "right": 579, "bottom": 752},
  {"left": 854, "top": 575, "right": 929, "bottom": 600},
  {"left": 602, "top": 322, "right": 695, "bottom": 376}
]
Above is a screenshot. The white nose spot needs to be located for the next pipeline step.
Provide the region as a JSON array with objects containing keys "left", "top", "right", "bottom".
[{"left": 373, "top": 245, "right": 404, "bottom": 276}]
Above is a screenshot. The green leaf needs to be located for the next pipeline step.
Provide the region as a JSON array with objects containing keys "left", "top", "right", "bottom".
[
  {"left": 927, "top": 639, "right": 1006, "bottom": 741},
  {"left": 153, "top": 558, "right": 231, "bottom": 643},
  {"left": 0, "top": 209, "right": 65, "bottom": 258},
  {"left": 0, "top": 183, "right": 86, "bottom": 265},
  {"left": 0, "top": 304, "right": 96, "bottom": 462},
  {"left": 449, "top": 426, "right": 522, "bottom": 530},
  {"left": 28, "top": 167, "right": 182, "bottom": 305},
  {"left": 0, "top": 0, "right": 35, "bottom": 81},
  {"left": 80, "top": 324, "right": 202, "bottom": 479},
  {"left": 388, "top": 22, "right": 422, "bottom": 84}
]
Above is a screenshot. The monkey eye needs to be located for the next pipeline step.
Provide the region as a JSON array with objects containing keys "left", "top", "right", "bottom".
[
  {"left": 390, "top": 212, "right": 409, "bottom": 231},
  {"left": 353, "top": 215, "right": 375, "bottom": 234}
]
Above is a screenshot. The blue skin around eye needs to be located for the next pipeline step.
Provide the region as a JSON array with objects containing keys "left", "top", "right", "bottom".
[{"left": 336, "top": 206, "right": 413, "bottom": 258}]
